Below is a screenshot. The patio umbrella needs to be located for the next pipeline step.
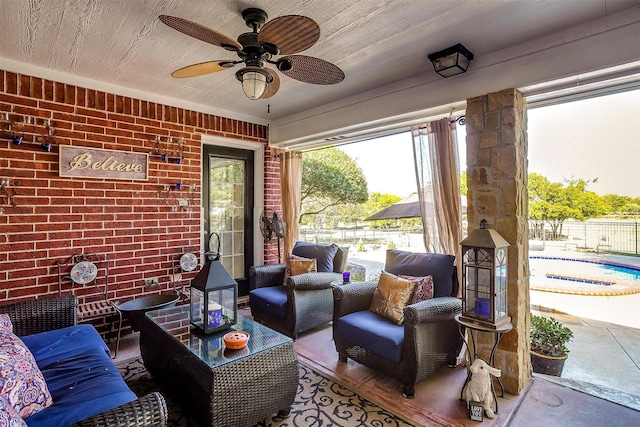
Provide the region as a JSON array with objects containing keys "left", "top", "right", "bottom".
[
  {"left": 365, "top": 192, "right": 466, "bottom": 221},
  {"left": 365, "top": 193, "right": 423, "bottom": 221}
]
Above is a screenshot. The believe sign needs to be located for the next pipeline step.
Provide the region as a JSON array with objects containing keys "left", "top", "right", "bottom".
[{"left": 59, "top": 145, "right": 149, "bottom": 181}]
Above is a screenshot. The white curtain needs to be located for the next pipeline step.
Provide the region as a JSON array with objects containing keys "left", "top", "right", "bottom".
[{"left": 411, "top": 118, "right": 462, "bottom": 259}]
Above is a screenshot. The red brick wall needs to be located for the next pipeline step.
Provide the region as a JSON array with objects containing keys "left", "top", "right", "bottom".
[
  {"left": 263, "top": 147, "right": 283, "bottom": 264},
  {"left": 0, "top": 70, "right": 273, "bottom": 332}
]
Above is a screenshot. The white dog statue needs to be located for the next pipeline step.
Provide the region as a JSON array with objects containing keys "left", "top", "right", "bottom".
[{"left": 463, "top": 358, "right": 501, "bottom": 419}]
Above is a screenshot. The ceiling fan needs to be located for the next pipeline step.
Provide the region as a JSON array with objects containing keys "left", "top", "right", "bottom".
[{"left": 159, "top": 8, "right": 345, "bottom": 100}]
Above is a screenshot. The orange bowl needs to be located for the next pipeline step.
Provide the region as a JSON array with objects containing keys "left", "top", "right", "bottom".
[{"left": 223, "top": 331, "right": 250, "bottom": 350}]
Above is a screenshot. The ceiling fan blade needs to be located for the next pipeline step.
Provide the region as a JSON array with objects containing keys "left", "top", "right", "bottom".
[
  {"left": 171, "top": 61, "right": 233, "bottom": 78},
  {"left": 258, "top": 15, "right": 320, "bottom": 55},
  {"left": 261, "top": 69, "right": 280, "bottom": 99},
  {"left": 159, "top": 15, "right": 242, "bottom": 51},
  {"left": 281, "top": 55, "right": 344, "bottom": 85}
]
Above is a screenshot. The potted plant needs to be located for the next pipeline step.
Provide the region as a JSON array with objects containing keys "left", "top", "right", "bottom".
[{"left": 530, "top": 314, "right": 574, "bottom": 376}]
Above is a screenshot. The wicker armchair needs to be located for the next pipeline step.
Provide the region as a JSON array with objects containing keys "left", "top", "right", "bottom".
[
  {"left": 0, "top": 296, "right": 168, "bottom": 427},
  {"left": 249, "top": 243, "right": 347, "bottom": 339},
  {"left": 332, "top": 250, "right": 463, "bottom": 397}
]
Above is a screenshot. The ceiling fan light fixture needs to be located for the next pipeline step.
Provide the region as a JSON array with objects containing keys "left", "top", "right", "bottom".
[
  {"left": 427, "top": 43, "right": 474, "bottom": 78},
  {"left": 236, "top": 67, "right": 273, "bottom": 100},
  {"left": 161, "top": 8, "right": 343, "bottom": 100},
  {"left": 243, "top": 71, "right": 267, "bottom": 99}
]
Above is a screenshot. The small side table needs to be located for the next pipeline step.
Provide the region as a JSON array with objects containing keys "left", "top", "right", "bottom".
[{"left": 455, "top": 314, "right": 512, "bottom": 414}]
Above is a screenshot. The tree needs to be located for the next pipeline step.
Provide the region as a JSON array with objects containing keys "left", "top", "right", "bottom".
[
  {"left": 300, "top": 147, "right": 368, "bottom": 225},
  {"left": 460, "top": 170, "right": 468, "bottom": 196},
  {"left": 528, "top": 174, "right": 608, "bottom": 239},
  {"left": 602, "top": 194, "right": 640, "bottom": 216}
]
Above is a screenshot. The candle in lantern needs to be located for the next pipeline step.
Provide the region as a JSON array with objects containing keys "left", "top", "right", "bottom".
[{"left": 208, "top": 301, "right": 223, "bottom": 327}]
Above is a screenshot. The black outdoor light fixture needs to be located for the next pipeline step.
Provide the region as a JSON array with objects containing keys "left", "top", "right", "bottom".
[
  {"left": 427, "top": 43, "right": 474, "bottom": 78},
  {"left": 459, "top": 217, "right": 511, "bottom": 329}
]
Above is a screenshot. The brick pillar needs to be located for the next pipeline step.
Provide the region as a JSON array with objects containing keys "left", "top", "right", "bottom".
[{"left": 465, "top": 89, "right": 530, "bottom": 394}]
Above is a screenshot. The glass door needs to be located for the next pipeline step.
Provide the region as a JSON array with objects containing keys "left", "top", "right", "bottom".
[{"left": 203, "top": 145, "right": 254, "bottom": 296}]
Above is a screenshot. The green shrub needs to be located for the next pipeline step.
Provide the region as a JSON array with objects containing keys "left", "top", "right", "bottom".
[
  {"left": 530, "top": 314, "right": 573, "bottom": 357},
  {"left": 387, "top": 240, "right": 397, "bottom": 250}
]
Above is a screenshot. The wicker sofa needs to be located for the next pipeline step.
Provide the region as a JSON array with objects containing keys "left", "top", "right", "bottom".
[
  {"left": 332, "top": 249, "right": 463, "bottom": 397},
  {"left": 0, "top": 295, "right": 167, "bottom": 427}
]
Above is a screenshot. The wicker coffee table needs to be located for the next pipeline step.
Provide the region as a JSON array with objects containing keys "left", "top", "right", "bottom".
[{"left": 140, "top": 305, "right": 298, "bottom": 427}]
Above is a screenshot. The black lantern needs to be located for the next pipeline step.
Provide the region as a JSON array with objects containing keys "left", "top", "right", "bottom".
[
  {"left": 427, "top": 43, "right": 474, "bottom": 78},
  {"left": 190, "top": 233, "right": 238, "bottom": 334},
  {"left": 460, "top": 219, "right": 511, "bottom": 329}
]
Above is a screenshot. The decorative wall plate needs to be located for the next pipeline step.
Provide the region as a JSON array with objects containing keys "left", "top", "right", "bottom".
[
  {"left": 70, "top": 261, "right": 98, "bottom": 285},
  {"left": 180, "top": 252, "right": 198, "bottom": 272}
]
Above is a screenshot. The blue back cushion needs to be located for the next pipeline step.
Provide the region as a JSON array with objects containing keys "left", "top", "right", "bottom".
[
  {"left": 249, "top": 286, "right": 288, "bottom": 319},
  {"left": 293, "top": 242, "right": 339, "bottom": 272},
  {"left": 22, "top": 325, "right": 136, "bottom": 427},
  {"left": 336, "top": 311, "right": 404, "bottom": 362},
  {"left": 385, "top": 249, "right": 456, "bottom": 297}
]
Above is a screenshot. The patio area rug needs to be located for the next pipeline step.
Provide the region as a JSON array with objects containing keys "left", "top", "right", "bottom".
[{"left": 117, "top": 357, "right": 415, "bottom": 427}]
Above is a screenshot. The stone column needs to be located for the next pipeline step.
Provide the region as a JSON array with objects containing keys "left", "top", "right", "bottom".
[{"left": 465, "top": 89, "right": 530, "bottom": 394}]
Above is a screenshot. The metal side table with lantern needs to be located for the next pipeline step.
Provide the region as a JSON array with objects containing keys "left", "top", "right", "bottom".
[
  {"left": 455, "top": 314, "right": 512, "bottom": 414},
  {"left": 457, "top": 216, "right": 513, "bottom": 415}
]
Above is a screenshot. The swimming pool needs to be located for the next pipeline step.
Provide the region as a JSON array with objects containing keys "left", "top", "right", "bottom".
[{"left": 529, "top": 256, "right": 640, "bottom": 295}]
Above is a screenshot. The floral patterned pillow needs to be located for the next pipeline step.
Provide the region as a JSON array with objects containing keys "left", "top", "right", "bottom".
[
  {"left": 400, "top": 275, "right": 435, "bottom": 305},
  {"left": 0, "top": 332, "right": 53, "bottom": 418},
  {"left": 0, "top": 314, "right": 12, "bottom": 334},
  {"left": 0, "top": 394, "right": 27, "bottom": 426}
]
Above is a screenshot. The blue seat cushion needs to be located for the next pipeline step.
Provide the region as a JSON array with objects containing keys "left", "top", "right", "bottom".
[
  {"left": 250, "top": 286, "right": 288, "bottom": 319},
  {"left": 22, "top": 325, "right": 136, "bottom": 427},
  {"left": 336, "top": 310, "right": 404, "bottom": 362},
  {"left": 293, "top": 242, "right": 339, "bottom": 272}
]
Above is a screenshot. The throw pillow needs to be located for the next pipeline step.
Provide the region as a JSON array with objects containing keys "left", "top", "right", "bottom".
[
  {"left": 292, "top": 242, "right": 339, "bottom": 272},
  {"left": 400, "top": 274, "right": 435, "bottom": 304},
  {"left": 0, "top": 314, "right": 12, "bottom": 334},
  {"left": 369, "top": 271, "right": 416, "bottom": 325},
  {"left": 0, "top": 332, "right": 53, "bottom": 418},
  {"left": 0, "top": 394, "right": 27, "bottom": 427},
  {"left": 283, "top": 253, "right": 317, "bottom": 286}
]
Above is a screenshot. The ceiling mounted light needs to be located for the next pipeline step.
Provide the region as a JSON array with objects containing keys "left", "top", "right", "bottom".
[
  {"left": 236, "top": 67, "right": 273, "bottom": 100},
  {"left": 427, "top": 43, "right": 474, "bottom": 78}
]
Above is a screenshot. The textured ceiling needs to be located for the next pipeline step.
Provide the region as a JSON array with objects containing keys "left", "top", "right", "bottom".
[{"left": 1, "top": 0, "right": 639, "bottom": 123}]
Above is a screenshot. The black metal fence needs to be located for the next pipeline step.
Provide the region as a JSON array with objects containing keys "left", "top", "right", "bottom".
[
  {"left": 301, "top": 220, "right": 640, "bottom": 256},
  {"left": 529, "top": 220, "right": 640, "bottom": 255}
]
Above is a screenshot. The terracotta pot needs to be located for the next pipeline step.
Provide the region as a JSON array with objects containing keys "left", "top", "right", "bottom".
[{"left": 531, "top": 350, "right": 568, "bottom": 376}]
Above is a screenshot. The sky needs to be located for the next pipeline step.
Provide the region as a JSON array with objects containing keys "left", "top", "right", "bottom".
[{"left": 339, "top": 89, "right": 640, "bottom": 198}]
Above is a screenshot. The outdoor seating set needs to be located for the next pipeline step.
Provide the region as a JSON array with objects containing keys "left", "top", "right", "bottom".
[
  {"left": 249, "top": 242, "right": 464, "bottom": 397},
  {"left": 0, "top": 242, "right": 461, "bottom": 426}
]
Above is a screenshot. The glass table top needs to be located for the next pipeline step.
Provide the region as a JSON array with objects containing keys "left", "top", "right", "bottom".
[{"left": 145, "top": 305, "right": 292, "bottom": 369}]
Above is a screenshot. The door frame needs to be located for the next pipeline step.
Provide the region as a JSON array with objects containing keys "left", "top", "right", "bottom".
[{"left": 201, "top": 134, "right": 265, "bottom": 266}]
